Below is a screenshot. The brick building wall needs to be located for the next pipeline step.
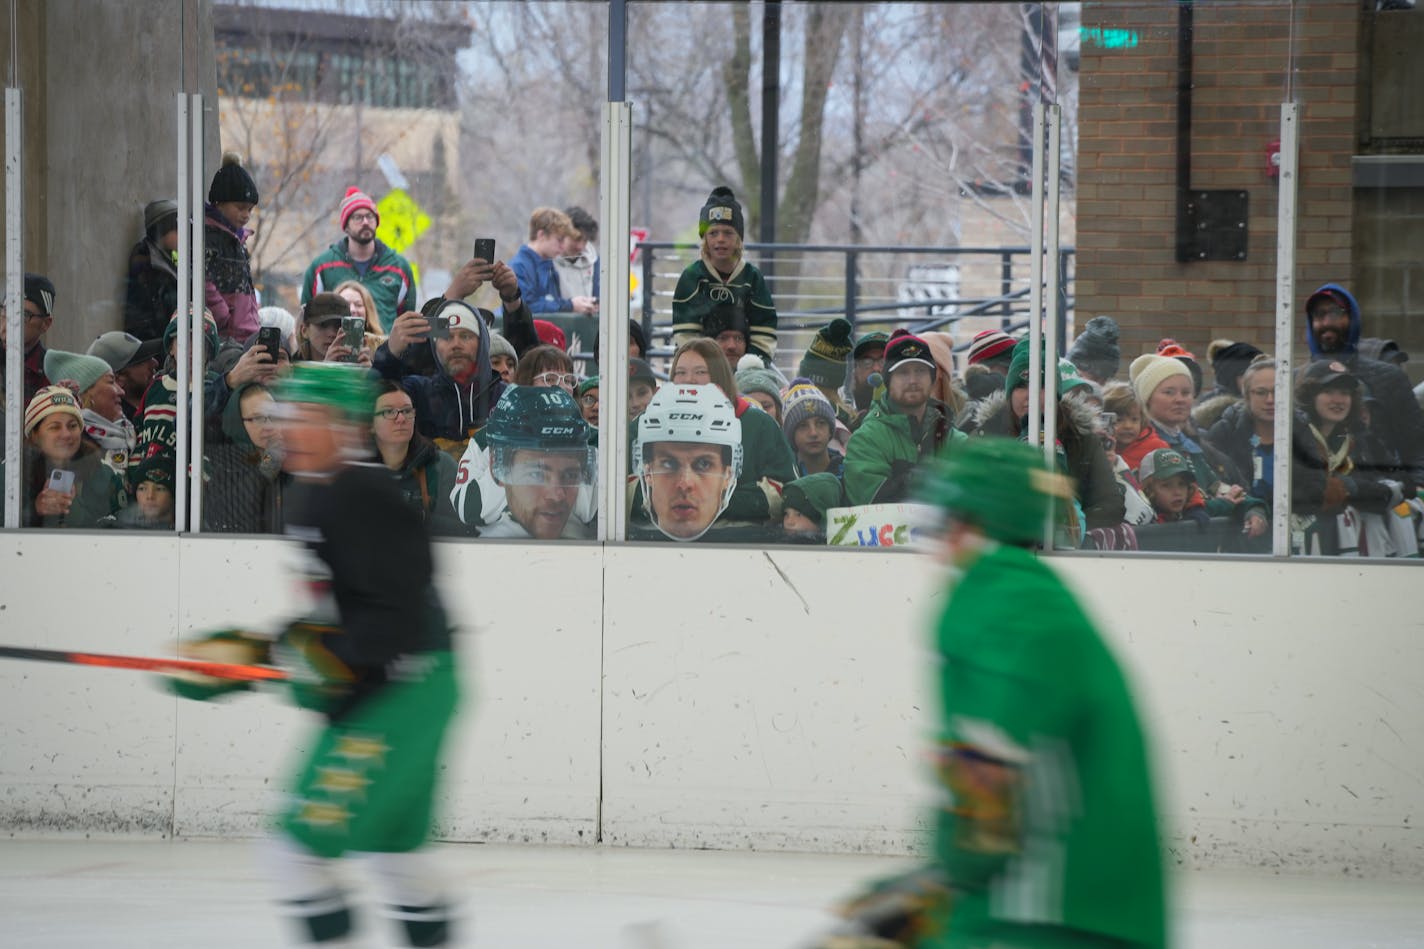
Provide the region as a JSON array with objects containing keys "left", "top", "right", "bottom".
[{"left": 1074, "top": 0, "right": 1359, "bottom": 370}]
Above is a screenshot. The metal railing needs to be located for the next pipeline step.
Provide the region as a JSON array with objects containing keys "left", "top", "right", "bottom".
[{"left": 635, "top": 241, "right": 1075, "bottom": 363}]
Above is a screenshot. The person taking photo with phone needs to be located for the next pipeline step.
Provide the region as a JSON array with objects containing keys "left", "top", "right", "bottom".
[{"left": 3, "top": 385, "right": 125, "bottom": 529}]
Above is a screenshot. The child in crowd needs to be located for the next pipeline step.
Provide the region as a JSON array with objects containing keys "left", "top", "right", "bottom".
[
  {"left": 576, "top": 376, "right": 600, "bottom": 431},
  {"left": 203, "top": 153, "right": 261, "bottom": 342},
  {"left": 782, "top": 379, "right": 843, "bottom": 479},
  {"left": 628, "top": 357, "right": 658, "bottom": 420},
  {"left": 778, "top": 472, "right": 844, "bottom": 543},
  {"left": 1104, "top": 380, "right": 1167, "bottom": 472},
  {"left": 1138, "top": 448, "right": 1209, "bottom": 527},
  {"left": 488, "top": 331, "right": 518, "bottom": 383},
  {"left": 1101, "top": 384, "right": 1155, "bottom": 526},
  {"left": 735, "top": 359, "right": 785, "bottom": 425},
  {"left": 670, "top": 187, "right": 778, "bottom": 362},
  {"left": 119, "top": 448, "right": 177, "bottom": 530}
]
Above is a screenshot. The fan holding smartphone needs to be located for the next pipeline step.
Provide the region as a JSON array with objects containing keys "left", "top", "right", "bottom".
[{"left": 20, "top": 384, "right": 126, "bottom": 527}]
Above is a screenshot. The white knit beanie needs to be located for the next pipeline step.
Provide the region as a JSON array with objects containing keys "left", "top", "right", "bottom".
[{"left": 1129, "top": 353, "right": 1192, "bottom": 407}]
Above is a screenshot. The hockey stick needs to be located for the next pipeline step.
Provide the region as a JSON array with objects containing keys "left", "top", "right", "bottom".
[{"left": 0, "top": 644, "right": 288, "bottom": 682}]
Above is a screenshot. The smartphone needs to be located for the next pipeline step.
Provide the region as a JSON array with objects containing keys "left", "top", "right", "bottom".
[
  {"left": 340, "top": 316, "right": 365, "bottom": 361},
  {"left": 48, "top": 469, "right": 76, "bottom": 495},
  {"left": 428, "top": 313, "right": 450, "bottom": 339},
  {"left": 256, "top": 326, "right": 282, "bottom": 361},
  {"left": 473, "top": 237, "right": 496, "bottom": 263}
]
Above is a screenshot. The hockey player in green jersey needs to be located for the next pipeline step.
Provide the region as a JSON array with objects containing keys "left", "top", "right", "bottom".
[
  {"left": 170, "top": 362, "right": 460, "bottom": 947},
  {"left": 817, "top": 436, "right": 1168, "bottom": 949}
]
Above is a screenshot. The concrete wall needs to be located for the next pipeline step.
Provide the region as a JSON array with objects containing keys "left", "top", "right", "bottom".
[
  {"left": 2, "top": 533, "right": 1421, "bottom": 880},
  {"left": 0, "top": 0, "right": 217, "bottom": 352}
]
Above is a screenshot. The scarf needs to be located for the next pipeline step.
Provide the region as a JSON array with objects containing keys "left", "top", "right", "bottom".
[
  {"left": 1308, "top": 423, "right": 1353, "bottom": 476},
  {"left": 83, "top": 408, "right": 137, "bottom": 477}
]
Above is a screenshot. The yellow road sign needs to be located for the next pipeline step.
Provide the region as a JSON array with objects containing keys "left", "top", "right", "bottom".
[{"left": 374, "top": 188, "right": 430, "bottom": 254}]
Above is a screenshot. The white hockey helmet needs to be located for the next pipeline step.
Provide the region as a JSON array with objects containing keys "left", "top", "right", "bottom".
[{"left": 634, "top": 384, "right": 743, "bottom": 540}]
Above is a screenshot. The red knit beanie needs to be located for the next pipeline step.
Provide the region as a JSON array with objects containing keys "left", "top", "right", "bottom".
[{"left": 339, "top": 187, "right": 378, "bottom": 229}]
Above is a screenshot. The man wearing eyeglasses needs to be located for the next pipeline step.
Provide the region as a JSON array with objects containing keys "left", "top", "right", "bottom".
[
  {"left": 0, "top": 273, "right": 57, "bottom": 405},
  {"left": 299, "top": 187, "right": 418, "bottom": 334},
  {"left": 1304, "top": 283, "right": 1424, "bottom": 497},
  {"left": 463, "top": 384, "right": 595, "bottom": 540}
]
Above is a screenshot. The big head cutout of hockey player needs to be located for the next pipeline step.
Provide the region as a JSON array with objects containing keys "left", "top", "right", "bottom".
[
  {"left": 634, "top": 384, "right": 743, "bottom": 541},
  {"left": 484, "top": 384, "right": 594, "bottom": 539}
]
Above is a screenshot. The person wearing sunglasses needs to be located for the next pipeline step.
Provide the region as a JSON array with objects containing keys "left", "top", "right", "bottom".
[{"left": 371, "top": 381, "right": 461, "bottom": 534}]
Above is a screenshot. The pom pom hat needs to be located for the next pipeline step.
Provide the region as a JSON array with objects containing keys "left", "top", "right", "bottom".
[
  {"left": 698, "top": 186, "right": 745, "bottom": 239},
  {"left": 339, "top": 187, "right": 378, "bottom": 230}
]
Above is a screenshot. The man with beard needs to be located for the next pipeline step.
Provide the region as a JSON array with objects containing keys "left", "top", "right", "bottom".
[
  {"left": 374, "top": 290, "right": 512, "bottom": 461},
  {"left": 844, "top": 329, "right": 964, "bottom": 504},
  {"left": 300, "top": 187, "right": 418, "bottom": 334},
  {"left": 1303, "top": 283, "right": 1424, "bottom": 495},
  {"left": 475, "top": 384, "right": 595, "bottom": 540},
  {"left": 846, "top": 330, "right": 888, "bottom": 420}
]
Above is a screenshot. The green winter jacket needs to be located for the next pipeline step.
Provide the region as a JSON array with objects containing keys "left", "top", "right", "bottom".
[
  {"left": 927, "top": 542, "right": 1167, "bottom": 948},
  {"left": 670, "top": 255, "right": 779, "bottom": 361},
  {"left": 300, "top": 238, "right": 417, "bottom": 334},
  {"left": 843, "top": 395, "right": 964, "bottom": 505}
]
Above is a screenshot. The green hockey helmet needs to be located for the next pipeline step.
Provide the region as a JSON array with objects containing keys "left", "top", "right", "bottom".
[
  {"left": 272, "top": 362, "right": 377, "bottom": 421},
  {"left": 918, "top": 436, "right": 1074, "bottom": 545},
  {"left": 484, "top": 384, "right": 594, "bottom": 484}
]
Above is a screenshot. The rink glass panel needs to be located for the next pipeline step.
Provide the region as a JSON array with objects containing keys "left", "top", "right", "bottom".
[
  {"left": 4, "top": 1, "right": 1421, "bottom": 561},
  {"left": 1, "top": 0, "right": 186, "bottom": 533}
]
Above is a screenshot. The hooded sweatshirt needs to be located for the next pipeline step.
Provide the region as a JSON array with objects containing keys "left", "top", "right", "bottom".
[
  {"left": 371, "top": 312, "right": 507, "bottom": 461},
  {"left": 202, "top": 380, "right": 286, "bottom": 534},
  {"left": 1304, "top": 283, "right": 1424, "bottom": 490}
]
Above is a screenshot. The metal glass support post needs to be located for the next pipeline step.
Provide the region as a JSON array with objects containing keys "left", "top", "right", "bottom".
[
  {"left": 173, "top": 93, "right": 190, "bottom": 531},
  {"left": 598, "top": 102, "right": 633, "bottom": 543},
  {"left": 1043, "top": 104, "right": 1063, "bottom": 472},
  {"left": 188, "top": 94, "right": 206, "bottom": 532},
  {"left": 4, "top": 87, "right": 22, "bottom": 529},
  {"left": 1027, "top": 101, "right": 1046, "bottom": 452},
  {"left": 1271, "top": 102, "right": 1299, "bottom": 558}
]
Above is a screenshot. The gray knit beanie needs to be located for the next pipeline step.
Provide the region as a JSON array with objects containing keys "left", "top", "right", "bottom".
[{"left": 1066, "top": 315, "right": 1122, "bottom": 380}]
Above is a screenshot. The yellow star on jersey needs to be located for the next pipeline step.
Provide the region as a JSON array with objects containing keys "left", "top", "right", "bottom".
[
  {"left": 333, "top": 734, "right": 389, "bottom": 766},
  {"left": 314, "top": 767, "right": 372, "bottom": 797}
]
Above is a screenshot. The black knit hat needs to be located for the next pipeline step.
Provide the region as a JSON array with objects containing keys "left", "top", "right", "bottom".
[
  {"left": 1066, "top": 315, "right": 1121, "bottom": 380},
  {"left": 699, "top": 186, "right": 744, "bottom": 239},
  {"left": 797, "top": 317, "right": 854, "bottom": 388},
  {"left": 1206, "top": 339, "right": 1264, "bottom": 395},
  {"left": 208, "top": 152, "right": 259, "bottom": 205},
  {"left": 703, "top": 302, "right": 749, "bottom": 341}
]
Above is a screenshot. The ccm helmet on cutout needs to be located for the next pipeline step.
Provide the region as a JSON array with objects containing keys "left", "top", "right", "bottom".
[
  {"left": 634, "top": 384, "right": 743, "bottom": 541},
  {"left": 483, "top": 384, "right": 594, "bottom": 484}
]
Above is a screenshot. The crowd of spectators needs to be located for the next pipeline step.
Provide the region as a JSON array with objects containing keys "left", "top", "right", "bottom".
[{"left": 3, "top": 158, "right": 1421, "bottom": 558}]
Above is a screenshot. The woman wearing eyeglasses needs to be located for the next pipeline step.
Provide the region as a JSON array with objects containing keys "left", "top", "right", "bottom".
[
  {"left": 371, "top": 381, "right": 461, "bottom": 534},
  {"left": 204, "top": 380, "right": 289, "bottom": 534}
]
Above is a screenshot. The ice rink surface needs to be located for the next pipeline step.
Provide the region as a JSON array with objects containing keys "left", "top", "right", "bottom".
[{"left": 3, "top": 839, "right": 1422, "bottom": 948}]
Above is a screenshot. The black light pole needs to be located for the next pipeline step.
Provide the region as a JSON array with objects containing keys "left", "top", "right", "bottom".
[{"left": 759, "top": 0, "right": 781, "bottom": 270}]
